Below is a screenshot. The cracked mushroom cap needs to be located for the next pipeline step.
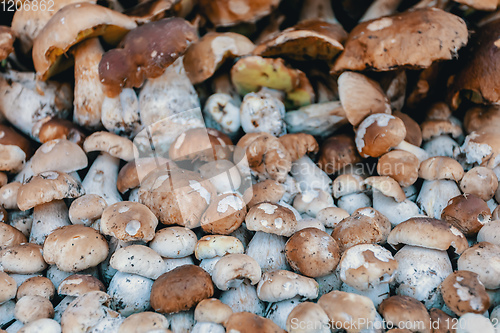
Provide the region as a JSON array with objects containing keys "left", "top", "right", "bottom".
[
  {"left": 32, "top": 3, "right": 137, "bottom": 81},
  {"left": 58, "top": 275, "right": 105, "bottom": 297},
  {"left": 441, "top": 194, "right": 491, "bottom": 236},
  {"left": 256, "top": 270, "right": 319, "bottom": 302},
  {"left": 0, "top": 272, "right": 17, "bottom": 304},
  {"left": 224, "top": 312, "right": 285, "bottom": 333},
  {"left": 460, "top": 167, "right": 498, "bottom": 201},
  {"left": 285, "top": 228, "right": 340, "bottom": 278},
  {"left": 183, "top": 32, "right": 255, "bottom": 84},
  {"left": 363, "top": 176, "right": 406, "bottom": 203},
  {"left": 379, "top": 295, "right": 431, "bottom": 333},
  {"left": 100, "top": 201, "right": 158, "bottom": 242},
  {"left": 339, "top": 244, "right": 398, "bottom": 291},
  {"left": 212, "top": 254, "right": 262, "bottom": 290},
  {"left": 245, "top": 202, "right": 297, "bottom": 237},
  {"left": 199, "top": 0, "right": 280, "bottom": 27},
  {"left": 83, "top": 132, "right": 135, "bottom": 161},
  {"left": 332, "top": 8, "right": 468, "bottom": 72},
  {"left": 355, "top": 114, "right": 406, "bottom": 158},
  {"left": 461, "top": 129, "right": 500, "bottom": 168},
  {"left": 17, "top": 276, "right": 55, "bottom": 300},
  {"left": 69, "top": 194, "right": 107, "bottom": 226},
  {"left": 318, "top": 134, "right": 361, "bottom": 175},
  {"left": 0, "top": 27, "right": 14, "bottom": 61},
  {"left": 458, "top": 242, "right": 500, "bottom": 289},
  {"left": 377, "top": 150, "right": 420, "bottom": 188},
  {"left": 387, "top": 217, "right": 469, "bottom": 254},
  {"left": 150, "top": 265, "right": 214, "bottom": 314},
  {"left": 195, "top": 298, "right": 233, "bottom": 324},
  {"left": 31, "top": 139, "right": 87, "bottom": 175},
  {"left": 119, "top": 312, "right": 170, "bottom": 333},
  {"left": 169, "top": 128, "right": 233, "bottom": 162},
  {"left": 440, "top": 270, "right": 490, "bottom": 316},
  {"left": 418, "top": 156, "right": 464, "bottom": 182},
  {"left": 0, "top": 243, "right": 47, "bottom": 274},
  {"left": 43, "top": 225, "right": 108, "bottom": 272},
  {"left": 17, "top": 171, "right": 84, "bottom": 211},
  {"left": 195, "top": 235, "right": 244, "bottom": 260},
  {"left": 110, "top": 245, "right": 164, "bottom": 279}
]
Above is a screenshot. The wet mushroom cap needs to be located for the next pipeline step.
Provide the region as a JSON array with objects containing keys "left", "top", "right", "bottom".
[
  {"left": 441, "top": 194, "right": 491, "bottom": 236},
  {"left": 440, "top": 270, "right": 490, "bottom": 316}
]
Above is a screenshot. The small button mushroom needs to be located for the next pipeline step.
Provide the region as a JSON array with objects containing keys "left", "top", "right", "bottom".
[
  {"left": 257, "top": 270, "right": 318, "bottom": 302},
  {"left": 107, "top": 271, "right": 154, "bottom": 316},
  {"left": 203, "top": 93, "right": 242, "bottom": 138},
  {"left": 441, "top": 194, "right": 491, "bottom": 236},
  {"left": 379, "top": 295, "right": 431, "bottom": 333},
  {"left": 30, "top": 139, "right": 88, "bottom": 175},
  {"left": 293, "top": 190, "right": 334, "bottom": 218},
  {"left": 0, "top": 272, "right": 16, "bottom": 304},
  {"left": 286, "top": 301, "right": 330, "bottom": 333},
  {"left": 200, "top": 193, "right": 247, "bottom": 235},
  {"left": 43, "top": 225, "right": 108, "bottom": 272},
  {"left": 419, "top": 156, "right": 464, "bottom": 182},
  {"left": 440, "top": 270, "right": 490, "bottom": 316},
  {"left": 317, "top": 134, "right": 361, "bottom": 175},
  {"left": 68, "top": 194, "right": 107, "bottom": 227},
  {"left": 224, "top": 312, "right": 284, "bottom": 333},
  {"left": 212, "top": 254, "right": 262, "bottom": 290},
  {"left": 16, "top": 276, "right": 54, "bottom": 300},
  {"left": 0, "top": 223, "right": 27, "bottom": 250},
  {"left": 416, "top": 179, "right": 462, "bottom": 218},
  {"left": 456, "top": 313, "right": 495, "bottom": 333},
  {"left": 332, "top": 207, "right": 391, "bottom": 252},
  {"left": 195, "top": 298, "right": 233, "bottom": 324},
  {"left": 17, "top": 318, "right": 61, "bottom": 333},
  {"left": 240, "top": 91, "right": 286, "bottom": 136},
  {"left": 150, "top": 265, "right": 214, "bottom": 314},
  {"left": 377, "top": 150, "right": 420, "bottom": 188},
  {"left": 460, "top": 167, "right": 499, "bottom": 201},
  {"left": 316, "top": 207, "right": 350, "bottom": 230},
  {"left": 15, "top": 295, "right": 54, "bottom": 324},
  {"left": 149, "top": 226, "right": 197, "bottom": 259},
  {"left": 478, "top": 220, "right": 500, "bottom": 246},
  {"left": 195, "top": 235, "right": 244, "bottom": 261},
  {"left": 245, "top": 203, "right": 298, "bottom": 237},
  {"left": 458, "top": 242, "right": 500, "bottom": 289},
  {"left": 119, "top": 312, "right": 169, "bottom": 333},
  {"left": 0, "top": 243, "right": 47, "bottom": 274},
  {"left": 363, "top": 176, "right": 406, "bottom": 203},
  {"left": 109, "top": 245, "right": 164, "bottom": 279},
  {"left": 285, "top": 228, "right": 340, "bottom": 278},
  {"left": 243, "top": 179, "right": 285, "bottom": 208},
  {"left": 36, "top": 118, "right": 86, "bottom": 147}
]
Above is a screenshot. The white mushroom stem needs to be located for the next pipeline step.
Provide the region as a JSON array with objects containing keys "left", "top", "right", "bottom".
[
  {"left": 107, "top": 271, "right": 153, "bottom": 317},
  {"left": 372, "top": 189, "right": 420, "bottom": 227},
  {"left": 0, "top": 300, "right": 15, "bottom": 327},
  {"left": 416, "top": 180, "right": 461, "bottom": 218},
  {"left": 219, "top": 281, "right": 266, "bottom": 316},
  {"left": 82, "top": 152, "right": 122, "bottom": 206},
  {"left": 290, "top": 156, "right": 332, "bottom": 194},
  {"left": 300, "top": 0, "right": 339, "bottom": 24},
  {"left": 315, "top": 271, "right": 342, "bottom": 298},
  {"left": 340, "top": 282, "right": 390, "bottom": 308},
  {"left": 101, "top": 88, "right": 142, "bottom": 138},
  {"left": 192, "top": 322, "right": 225, "bottom": 333},
  {"left": 423, "top": 135, "right": 460, "bottom": 158},
  {"left": 337, "top": 192, "right": 372, "bottom": 215},
  {"left": 30, "top": 200, "right": 70, "bottom": 245},
  {"left": 165, "top": 310, "right": 195, "bottom": 333},
  {"left": 246, "top": 232, "right": 290, "bottom": 273},
  {"left": 266, "top": 296, "right": 303, "bottom": 331},
  {"left": 359, "top": 0, "right": 403, "bottom": 22},
  {"left": 6, "top": 320, "right": 24, "bottom": 332},
  {"left": 393, "top": 140, "right": 429, "bottom": 163},
  {"left": 99, "top": 237, "right": 139, "bottom": 285},
  {"left": 53, "top": 296, "right": 77, "bottom": 323},
  {"left": 89, "top": 315, "right": 124, "bottom": 333},
  {"left": 199, "top": 257, "right": 222, "bottom": 276},
  {"left": 162, "top": 256, "right": 195, "bottom": 274}
]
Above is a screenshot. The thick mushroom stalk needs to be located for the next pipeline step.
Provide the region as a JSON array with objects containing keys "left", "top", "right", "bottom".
[
  {"left": 82, "top": 153, "right": 122, "bottom": 205},
  {"left": 359, "top": 0, "right": 403, "bottom": 22},
  {"left": 300, "top": 0, "right": 338, "bottom": 24},
  {"left": 101, "top": 88, "right": 142, "bottom": 138},
  {"left": 30, "top": 200, "right": 71, "bottom": 245}
]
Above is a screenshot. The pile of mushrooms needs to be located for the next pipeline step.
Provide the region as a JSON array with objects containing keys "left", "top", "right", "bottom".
[{"left": 3, "top": 0, "right": 500, "bottom": 332}]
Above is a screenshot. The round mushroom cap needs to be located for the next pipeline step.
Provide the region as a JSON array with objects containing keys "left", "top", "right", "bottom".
[
  {"left": 458, "top": 242, "right": 500, "bottom": 289},
  {"left": 338, "top": 244, "right": 397, "bottom": 291},
  {"left": 0, "top": 181, "right": 21, "bottom": 210},
  {"left": 457, "top": 313, "right": 496, "bottom": 333},
  {"left": 0, "top": 243, "right": 47, "bottom": 274},
  {"left": 0, "top": 272, "right": 17, "bottom": 304},
  {"left": 440, "top": 270, "right": 490, "bottom": 316},
  {"left": 224, "top": 311, "right": 285, "bottom": 333},
  {"left": 119, "top": 311, "right": 170, "bottom": 333},
  {"left": 17, "top": 318, "right": 61, "bottom": 333},
  {"left": 198, "top": 0, "right": 280, "bottom": 27},
  {"left": 31, "top": 139, "right": 87, "bottom": 175},
  {"left": 286, "top": 301, "right": 330, "bottom": 333},
  {"left": 169, "top": 128, "right": 233, "bottom": 162},
  {"left": 69, "top": 194, "right": 107, "bottom": 226},
  {"left": 355, "top": 114, "right": 406, "bottom": 158},
  {"left": 418, "top": 156, "right": 464, "bottom": 182},
  {"left": 149, "top": 226, "right": 197, "bottom": 259},
  {"left": 257, "top": 270, "right": 318, "bottom": 302},
  {"left": 285, "top": 228, "right": 340, "bottom": 278},
  {"left": 278, "top": 133, "right": 319, "bottom": 162},
  {"left": 377, "top": 150, "right": 420, "bottom": 188},
  {"left": 243, "top": 179, "right": 285, "bottom": 208},
  {"left": 58, "top": 274, "right": 105, "bottom": 297},
  {"left": 245, "top": 202, "right": 297, "bottom": 237},
  {"left": 464, "top": 105, "right": 500, "bottom": 134},
  {"left": 387, "top": 217, "right": 469, "bottom": 254},
  {"left": 150, "top": 265, "right": 214, "bottom": 314},
  {"left": 195, "top": 298, "right": 233, "bottom": 324},
  {"left": 379, "top": 295, "right": 431, "bottom": 333},
  {"left": 195, "top": 235, "right": 244, "bottom": 260},
  {"left": 15, "top": 295, "right": 54, "bottom": 324},
  {"left": 212, "top": 254, "right": 262, "bottom": 290},
  {"left": 83, "top": 131, "right": 134, "bottom": 161},
  {"left": 117, "top": 157, "right": 176, "bottom": 194},
  {"left": 316, "top": 207, "right": 350, "bottom": 228},
  {"left": 332, "top": 174, "right": 365, "bottom": 199},
  {"left": 43, "top": 225, "right": 108, "bottom": 272},
  {"left": 37, "top": 118, "right": 86, "bottom": 146},
  {"left": 420, "top": 119, "right": 463, "bottom": 141},
  {"left": 393, "top": 111, "right": 423, "bottom": 147},
  {"left": 100, "top": 201, "right": 158, "bottom": 242},
  {"left": 478, "top": 220, "right": 500, "bottom": 245},
  {"left": 441, "top": 194, "right": 491, "bottom": 236},
  {"left": 318, "top": 134, "right": 361, "bottom": 175},
  {"left": 460, "top": 167, "right": 498, "bottom": 201},
  {"left": 110, "top": 245, "right": 164, "bottom": 279},
  {"left": 363, "top": 176, "right": 406, "bottom": 203},
  {"left": 332, "top": 8, "right": 468, "bottom": 72},
  {"left": 460, "top": 129, "right": 500, "bottom": 168},
  {"left": 0, "top": 223, "right": 27, "bottom": 250},
  {"left": 17, "top": 276, "right": 54, "bottom": 300},
  {"left": 201, "top": 192, "right": 247, "bottom": 235},
  {"left": 332, "top": 207, "right": 391, "bottom": 252}
]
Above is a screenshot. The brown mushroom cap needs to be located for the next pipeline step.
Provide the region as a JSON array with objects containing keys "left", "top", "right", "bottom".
[
  {"left": 17, "top": 171, "right": 84, "bottom": 211},
  {"left": 200, "top": 192, "right": 247, "bottom": 235},
  {"left": 332, "top": 8, "right": 468, "bottom": 72},
  {"left": 393, "top": 111, "right": 423, "bottom": 147},
  {"left": 0, "top": 27, "right": 14, "bottom": 61},
  {"left": 224, "top": 312, "right": 285, "bottom": 333},
  {"left": 429, "top": 308, "right": 455, "bottom": 333},
  {"left": 461, "top": 129, "right": 500, "bottom": 168},
  {"left": 37, "top": 118, "right": 86, "bottom": 146},
  {"left": 460, "top": 167, "right": 498, "bottom": 201},
  {"left": 169, "top": 128, "right": 233, "bottom": 162},
  {"left": 195, "top": 298, "right": 233, "bottom": 324},
  {"left": 15, "top": 295, "right": 54, "bottom": 324},
  {"left": 68, "top": 194, "right": 108, "bottom": 226},
  {"left": 0, "top": 271, "right": 17, "bottom": 304},
  {"left": 58, "top": 274, "right": 105, "bottom": 297},
  {"left": 377, "top": 150, "right": 420, "bottom": 188},
  {"left": 464, "top": 105, "right": 500, "bottom": 134},
  {"left": 43, "top": 225, "right": 109, "bottom": 272},
  {"left": 355, "top": 114, "right": 406, "bottom": 158},
  {"left": 379, "top": 295, "right": 431, "bottom": 333},
  {"left": 16, "top": 276, "right": 55, "bottom": 300},
  {"left": 285, "top": 227, "right": 341, "bottom": 278},
  {"left": 0, "top": 223, "right": 27, "bottom": 250},
  {"left": 243, "top": 179, "right": 285, "bottom": 208},
  {"left": 418, "top": 156, "right": 464, "bottom": 182},
  {"left": 83, "top": 131, "right": 135, "bottom": 161},
  {"left": 441, "top": 194, "right": 491, "bottom": 236},
  {"left": 0, "top": 243, "right": 47, "bottom": 274},
  {"left": 119, "top": 312, "right": 170, "bottom": 333},
  {"left": 198, "top": 0, "right": 281, "bottom": 27},
  {"left": 245, "top": 202, "right": 297, "bottom": 237},
  {"left": 317, "top": 134, "right": 361, "bottom": 175},
  {"left": 387, "top": 217, "right": 469, "bottom": 254},
  {"left": 440, "top": 270, "right": 490, "bottom": 316},
  {"left": 31, "top": 139, "right": 88, "bottom": 175},
  {"left": 420, "top": 119, "right": 463, "bottom": 141},
  {"left": 286, "top": 302, "right": 330, "bottom": 333},
  {"left": 0, "top": 124, "right": 32, "bottom": 159},
  {"left": 100, "top": 201, "right": 158, "bottom": 242},
  {"left": 183, "top": 32, "right": 255, "bottom": 84},
  {"left": 150, "top": 265, "right": 214, "bottom": 314},
  {"left": 278, "top": 133, "right": 319, "bottom": 162}
]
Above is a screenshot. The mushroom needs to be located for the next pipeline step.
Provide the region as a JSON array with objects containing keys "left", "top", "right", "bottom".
[
  {"left": 245, "top": 202, "right": 297, "bottom": 237},
  {"left": 107, "top": 271, "right": 154, "bottom": 316},
  {"left": 441, "top": 194, "right": 491, "bottom": 236},
  {"left": 478, "top": 220, "right": 500, "bottom": 246},
  {"left": 119, "top": 312, "right": 169, "bottom": 333},
  {"left": 101, "top": 88, "right": 142, "bottom": 138},
  {"left": 318, "top": 134, "right": 361, "bottom": 175},
  {"left": 456, "top": 313, "right": 496, "bottom": 333},
  {"left": 212, "top": 254, "right": 262, "bottom": 290},
  {"left": 429, "top": 308, "right": 455, "bottom": 333},
  {"left": 460, "top": 129, "right": 500, "bottom": 169},
  {"left": 416, "top": 179, "right": 462, "bottom": 218},
  {"left": 246, "top": 229, "right": 290, "bottom": 273},
  {"left": 393, "top": 111, "right": 423, "bottom": 147},
  {"left": 83, "top": 131, "right": 135, "bottom": 162},
  {"left": 14, "top": 295, "right": 54, "bottom": 324},
  {"left": 219, "top": 281, "right": 266, "bottom": 316},
  {"left": 35, "top": 118, "right": 86, "bottom": 147},
  {"left": 293, "top": 189, "right": 334, "bottom": 218},
  {"left": 337, "top": 191, "right": 371, "bottom": 215},
  {"left": 17, "top": 318, "right": 62, "bottom": 333},
  {"left": 379, "top": 295, "right": 431, "bottom": 333},
  {"left": 0, "top": 124, "right": 32, "bottom": 174},
  {"left": 377, "top": 150, "right": 420, "bottom": 188},
  {"left": 460, "top": 167, "right": 498, "bottom": 201},
  {"left": 0, "top": 243, "right": 47, "bottom": 274},
  {"left": 257, "top": 270, "right": 318, "bottom": 302},
  {"left": 30, "top": 139, "right": 88, "bottom": 175},
  {"left": 149, "top": 226, "right": 197, "bottom": 259},
  {"left": 419, "top": 156, "right": 464, "bottom": 182},
  {"left": 16, "top": 276, "right": 54, "bottom": 300},
  {"left": 440, "top": 270, "right": 490, "bottom": 316},
  {"left": 0, "top": 26, "right": 14, "bottom": 61},
  {"left": 363, "top": 176, "right": 406, "bottom": 203},
  {"left": 224, "top": 312, "right": 285, "bottom": 333},
  {"left": 195, "top": 298, "right": 233, "bottom": 325},
  {"left": 286, "top": 301, "right": 330, "bottom": 333},
  {"left": 464, "top": 105, "right": 500, "bottom": 134},
  {"left": 68, "top": 194, "right": 107, "bottom": 227},
  {"left": 82, "top": 153, "right": 122, "bottom": 205},
  {"left": 0, "top": 272, "right": 17, "bottom": 304},
  {"left": 198, "top": 0, "right": 281, "bottom": 27},
  {"left": 240, "top": 91, "right": 287, "bottom": 136},
  {"left": 109, "top": 244, "right": 164, "bottom": 279},
  {"left": 0, "top": 223, "right": 27, "bottom": 250},
  {"left": 458, "top": 242, "right": 500, "bottom": 289}
]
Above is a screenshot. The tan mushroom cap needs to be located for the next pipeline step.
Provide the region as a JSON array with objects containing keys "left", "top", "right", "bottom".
[
  {"left": 17, "top": 276, "right": 54, "bottom": 300},
  {"left": 332, "top": 174, "right": 365, "bottom": 199},
  {"left": 339, "top": 244, "right": 398, "bottom": 291},
  {"left": 286, "top": 302, "right": 330, "bottom": 333},
  {"left": 460, "top": 167, "right": 498, "bottom": 201},
  {"left": 332, "top": 8, "right": 468, "bottom": 72},
  {"left": 0, "top": 124, "right": 32, "bottom": 159},
  {"left": 17, "top": 171, "right": 84, "bottom": 211},
  {"left": 363, "top": 176, "right": 406, "bottom": 202},
  {"left": 464, "top": 105, "right": 500, "bottom": 134},
  {"left": 195, "top": 298, "right": 233, "bottom": 324},
  {"left": 194, "top": 235, "right": 244, "bottom": 260},
  {"left": 278, "top": 133, "right": 319, "bottom": 162},
  {"left": 150, "top": 265, "right": 214, "bottom": 314},
  {"left": 379, "top": 295, "right": 431, "bottom": 333},
  {"left": 461, "top": 129, "right": 500, "bottom": 168},
  {"left": 0, "top": 172, "right": 6, "bottom": 188},
  {"left": 15, "top": 295, "right": 54, "bottom": 324},
  {"left": 318, "top": 134, "right": 361, "bottom": 175},
  {"left": 332, "top": 207, "right": 391, "bottom": 252},
  {"left": 420, "top": 119, "right": 463, "bottom": 141},
  {"left": 224, "top": 311, "right": 285, "bottom": 333},
  {"left": 245, "top": 202, "right": 297, "bottom": 237},
  {"left": 0, "top": 272, "right": 17, "bottom": 304},
  {"left": 0, "top": 181, "right": 21, "bottom": 210},
  {"left": 119, "top": 311, "right": 170, "bottom": 333},
  {"left": 117, "top": 157, "right": 176, "bottom": 194},
  {"left": 69, "top": 194, "right": 108, "bottom": 226},
  {"left": 0, "top": 223, "right": 27, "bottom": 250},
  {"left": 110, "top": 245, "right": 164, "bottom": 279},
  {"left": 318, "top": 291, "right": 377, "bottom": 332},
  {"left": 212, "top": 254, "right": 262, "bottom": 290},
  {"left": 285, "top": 228, "right": 340, "bottom": 278},
  {"left": 441, "top": 194, "right": 491, "bottom": 236},
  {"left": 393, "top": 111, "right": 423, "bottom": 147},
  {"left": 83, "top": 131, "right": 135, "bottom": 161},
  {"left": 355, "top": 114, "right": 406, "bottom": 158},
  {"left": 100, "top": 201, "right": 158, "bottom": 242},
  {"left": 31, "top": 139, "right": 87, "bottom": 175},
  {"left": 58, "top": 274, "right": 105, "bottom": 297},
  {"left": 0, "top": 26, "right": 14, "bottom": 61},
  {"left": 201, "top": 192, "right": 247, "bottom": 235},
  {"left": 387, "top": 217, "right": 469, "bottom": 254},
  {"left": 377, "top": 150, "right": 420, "bottom": 188},
  {"left": 316, "top": 207, "right": 350, "bottom": 228},
  {"left": 184, "top": 32, "right": 255, "bottom": 84},
  {"left": 0, "top": 144, "right": 26, "bottom": 174},
  {"left": 37, "top": 117, "right": 86, "bottom": 147},
  {"left": 169, "top": 128, "right": 233, "bottom": 162},
  {"left": 257, "top": 270, "right": 319, "bottom": 302},
  {"left": 198, "top": 0, "right": 280, "bottom": 27},
  {"left": 43, "top": 225, "right": 108, "bottom": 272},
  {"left": 149, "top": 226, "right": 197, "bottom": 258},
  {"left": 0, "top": 243, "right": 47, "bottom": 274},
  {"left": 440, "top": 270, "right": 490, "bottom": 316},
  {"left": 32, "top": 2, "right": 137, "bottom": 81},
  {"left": 243, "top": 179, "right": 285, "bottom": 208},
  {"left": 429, "top": 308, "right": 455, "bottom": 333},
  {"left": 338, "top": 72, "right": 391, "bottom": 127},
  {"left": 458, "top": 242, "right": 500, "bottom": 289},
  {"left": 418, "top": 156, "right": 464, "bottom": 182}
]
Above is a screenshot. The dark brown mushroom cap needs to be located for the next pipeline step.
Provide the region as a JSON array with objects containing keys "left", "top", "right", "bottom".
[
  {"left": 441, "top": 194, "right": 491, "bottom": 236},
  {"left": 317, "top": 134, "right": 361, "bottom": 175},
  {"left": 355, "top": 114, "right": 406, "bottom": 158},
  {"left": 150, "top": 265, "right": 214, "bottom": 314},
  {"left": 198, "top": 0, "right": 281, "bottom": 27},
  {"left": 332, "top": 8, "right": 468, "bottom": 73},
  {"left": 253, "top": 19, "right": 347, "bottom": 61},
  {"left": 36, "top": 118, "right": 86, "bottom": 147},
  {"left": 99, "top": 17, "right": 197, "bottom": 95},
  {"left": 440, "top": 270, "right": 490, "bottom": 316},
  {"left": 0, "top": 125, "right": 32, "bottom": 159},
  {"left": 0, "top": 27, "right": 14, "bottom": 61},
  {"left": 224, "top": 312, "right": 285, "bottom": 333},
  {"left": 379, "top": 295, "right": 431, "bottom": 333}
]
